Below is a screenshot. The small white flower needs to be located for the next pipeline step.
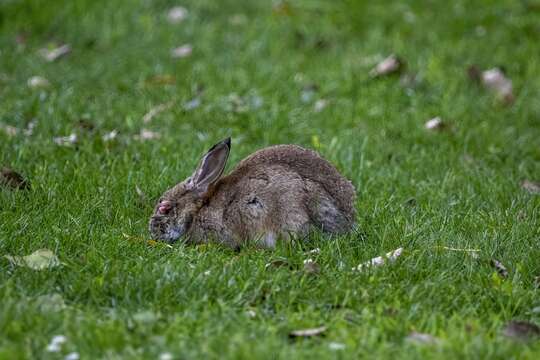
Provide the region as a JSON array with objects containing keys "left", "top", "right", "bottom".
[
  {"left": 159, "top": 352, "right": 174, "bottom": 360},
  {"left": 51, "top": 335, "right": 67, "bottom": 345},
  {"left": 46, "top": 343, "right": 61, "bottom": 352},
  {"left": 102, "top": 130, "right": 118, "bottom": 142},
  {"left": 65, "top": 352, "right": 80, "bottom": 360},
  {"left": 171, "top": 44, "right": 192, "bottom": 58},
  {"left": 167, "top": 7, "right": 188, "bottom": 24},
  {"left": 46, "top": 335, "right": 67, "bottom": 352}
]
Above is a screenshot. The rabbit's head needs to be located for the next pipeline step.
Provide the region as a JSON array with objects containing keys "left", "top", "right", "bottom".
[{"left": 149, "top": 138, "right": 231, "bottom": 243}]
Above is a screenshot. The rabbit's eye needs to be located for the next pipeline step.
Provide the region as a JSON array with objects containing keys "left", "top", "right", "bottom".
[{"left": 158, "top": 200, "right": 172, "bottom": 214}]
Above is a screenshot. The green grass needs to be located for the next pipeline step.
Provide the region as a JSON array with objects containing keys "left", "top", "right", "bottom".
[{"left": 1, "top": 0, "right": 540, "bottom": 358}]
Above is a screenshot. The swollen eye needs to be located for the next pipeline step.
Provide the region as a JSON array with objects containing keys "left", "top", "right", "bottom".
[{"left": 158, "top": 200, "right": 172, "bottom": 214}]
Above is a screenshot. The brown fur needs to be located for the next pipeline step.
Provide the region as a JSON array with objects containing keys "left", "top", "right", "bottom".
[{"left": 149, "top": 140, "right": 356, "bottom": 248}]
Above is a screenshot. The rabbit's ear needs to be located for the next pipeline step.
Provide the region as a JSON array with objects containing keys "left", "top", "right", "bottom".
[{"left": 190, "top": 137, "right": 231, "bottom": 194}]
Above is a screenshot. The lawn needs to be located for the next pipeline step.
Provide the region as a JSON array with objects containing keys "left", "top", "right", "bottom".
[{"left": 1, "top": 0, "right": 540, "bottom": 358}]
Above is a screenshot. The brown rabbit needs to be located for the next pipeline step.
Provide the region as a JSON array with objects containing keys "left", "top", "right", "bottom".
[{"left": 149, "top": 138, "right": 356, "bottom": 248}]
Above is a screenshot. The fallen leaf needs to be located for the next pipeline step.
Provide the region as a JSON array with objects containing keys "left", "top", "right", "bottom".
[
  {"left": 406, "top": 332, "right": 441, "bottom": 345},
  {"left": 491, "top": 259, "right": 509, "bottom": 278},
  {"left": 424, "top": 116, "right": 447, "bottom": 131},
  {"left": 135, "top": 128, "right": 161, "bottom": 141},
  {"left": 171, "top": 44, "right": 192, "bottom": 58},
  {"left": 314, "top": 99, "right": 328, "bottom": 112},
  {"left": 353, "top": 247, "right": 403, "bottom": 271},
  {"left": 521, "top": 180, "right": 540, "bottom": 194},
  {"left": 53, "top": 133, "right": 77, "bottom": 146},
  {"left": 502, "top": 320, "right": 540, "bottom": 341},
  {"left": 5, "top": 249, "right": 61, "bottom": 270},
  {"left": 289, "top": 326, "right": 327, "bottom": 338},
  {"left": 0, "top": 122, "right": 19, "bottom": 137},
  {"left": 39, "top": 44, "right": 71, "bottom": 62},
  {"left": 303, "top": 258, "right": 320, "bottom": 275},
  {"left": 370, "top": 55, "right": 404, "bottom": 78},
  {"left": 167, "top": 6, "right": 188, "bottom": 24},
  {"left": 143, "top": 102, "right": 173, "bottom": 123},
  {"left": 27, "top": 76, "right": 50, "bottom": 89},
  {"left": 102, "top": 129, "right": 118, "bottom": 142},
  {"left": 1, "top": 167, "right": 30, "bottom": 189},
  {"left": 482, "top": 68, "right": 514, "bottom": 104}
]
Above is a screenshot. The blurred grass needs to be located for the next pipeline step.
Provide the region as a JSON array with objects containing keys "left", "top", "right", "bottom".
[{"left": 1, "top": 0, "right": 540, "bottom": 358}]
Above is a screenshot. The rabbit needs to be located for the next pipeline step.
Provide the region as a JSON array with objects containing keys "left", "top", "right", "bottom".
[{"left": 149, "top": 138, "right": 356, "bottom": 248}]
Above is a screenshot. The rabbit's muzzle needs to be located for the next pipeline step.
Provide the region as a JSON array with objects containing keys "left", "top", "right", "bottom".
[{"left": 149, "top": 214, "right": 186, "bottom": 244}]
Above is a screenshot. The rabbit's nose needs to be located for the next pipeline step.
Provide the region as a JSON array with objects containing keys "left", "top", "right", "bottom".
[{"left": 158, "top": 200, "right": 172, "bottom": 214}]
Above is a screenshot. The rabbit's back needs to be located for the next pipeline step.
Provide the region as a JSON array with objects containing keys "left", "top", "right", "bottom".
[{"left": 196, "top": 145, "right": 356, "bottom": 245}]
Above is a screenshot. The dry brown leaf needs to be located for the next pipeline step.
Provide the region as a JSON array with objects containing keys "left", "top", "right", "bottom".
[
  {"left": 143, "top": 102, "right": 173, "bottom": 123},
  {"left": 53, "top": 133, "right": 77, "bottom": 146},
  {"left": 39, "top": 44, "right": 71, "bottom": 62},
  {"left": 424, "top": 116, "right": 447, "bottom": 131},
  {"left": 27, "top": 76, "right": 50, "bottom": 89},
  {"left": 491, "top": 259, "right": 509, "bottom": 278},
  {"left": 303, "top": 259, "right": 320, "bottom": 275},
  {"left": 406, "top": 332, "right": 441, "bottom": 345},
  {"left": 1, "top": 167, "right": 30, "bottom": 189},
  {"left": 167, "top": 6, "right": 188, "bottom": 24},
  {"left": 502, "top": 321, "right": 540, "bottom": 341},
  {"left": 521, "top": 180, "right": 540, "bottom": 194},
  {"left": 353, "top": 247, "right": 403, "bottom": 271},
  {"left": 370, "top": 55, "right": 404, "bottom": 78},
  {"left": 289, "top": 326, "right": 327, "bottom": 338},
  {"left": 171, "top": 44, "right": 192, "bottom": 58}
]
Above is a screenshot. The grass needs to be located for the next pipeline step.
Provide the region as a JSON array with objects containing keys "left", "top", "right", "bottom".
[{"left": 1, "top": 0, "right": 540, "bottom": 358}]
